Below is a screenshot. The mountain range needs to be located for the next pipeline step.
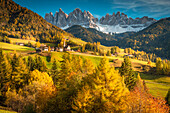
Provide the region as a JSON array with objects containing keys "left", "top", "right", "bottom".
[
  {"left": 65, "top": 25, "right": 135, "bottom": 46},
  {"left": 45, "top": 8, "right": 156, "bottom": 33}
]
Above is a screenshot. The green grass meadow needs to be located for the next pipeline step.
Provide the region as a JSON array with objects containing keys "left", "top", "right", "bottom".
[
  {"left": 0, "top": 42, "right": 34, "bottom": 52},
  {"left": 140, "top": 73, "right": 170, "bottom": 97}
]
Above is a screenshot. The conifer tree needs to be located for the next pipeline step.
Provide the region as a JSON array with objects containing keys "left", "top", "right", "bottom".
[
  {"left": 119, "top": 57, "right": 136, "bottom": 90},
  {"left": 34, "top": 55, "right": 47, "bottom": 72},
  {"left": 11, "top": 57, "right": 29, "bottom": 90},
  {"left": 96, "top": 42, "right": 100, "bottom": 52},
  {"left": 0, "top": 51, "right": 12, "bottom": 96},
  {"left": 1, "top": 55, "right": 12, "bottom": 87},
  {"left": 162, "top": 60, "right": 169, "bottom": 75},
  {"left": 51, "top": 59, "right": 60, "bottom": 83},
  {"left": 83, "top": 58, "right": 94, "bottom": 75},
  {"left": 11, "top": 52, "right": 18, "bottom": 71},
  {"left": 82, "top": 44, "right": 85, "bottom": 52},
  {"left": 106, "top": 50, "right": 111, "bottom": 56},
  {"left": 27, "top": 56, "right": 35, "bottom": 71},
  {"left": 156, "top": 57, "right": 162, "bottom": 74},
  {"left": 99, "top": 49, "right": 103, "bottom": 56}
]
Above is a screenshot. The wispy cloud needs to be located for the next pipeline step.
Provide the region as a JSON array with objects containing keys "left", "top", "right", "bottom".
[
  {"left": 112, "top": 0, "right": 170, "bottom": 18},
  {"left": 94, "top": 14, "right": 102, "bottom": 18}
]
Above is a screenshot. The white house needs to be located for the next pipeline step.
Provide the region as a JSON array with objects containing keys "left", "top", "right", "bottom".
[
  {"left": 59, "top": 48, "right": 63, "bottom": 52},
  {"left": 44, "top": 47, "right": 48, "bottom": 51},
  {"left": 64, "top": 45, "right": 71, "bottom": 51}
]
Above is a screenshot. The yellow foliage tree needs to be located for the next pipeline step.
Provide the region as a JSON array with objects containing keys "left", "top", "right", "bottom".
[
  {"left": 72, "top": 57, "right": 129, "bottom": 112},
  {"left": 28, "top": 69, "right": 53, "bottom": 85},
  {"left": 35, "top": 41, "right": 40, "bottom": 48},
  {"left": 6, "top": 70, "right": 56, "bottom": 113}
]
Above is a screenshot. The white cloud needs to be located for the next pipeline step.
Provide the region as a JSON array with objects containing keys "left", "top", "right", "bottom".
[{"left": 112, "top": 0, "right": 170, "bottom": 18}]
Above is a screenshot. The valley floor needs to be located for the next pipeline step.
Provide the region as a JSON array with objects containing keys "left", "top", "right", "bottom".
[{"left": 0, "top": 41, "right": 169, "bottom": 98}]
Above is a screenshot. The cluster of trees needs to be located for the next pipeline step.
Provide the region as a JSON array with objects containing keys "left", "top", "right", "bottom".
[
  {"left": 124, "top": 48, "right": 157, "bottom": 62},
  {"left": 156, "top": 57, "right": 170, "bottom": 75},
  {"left": 0, "top": 49, "right": 47, "bottom": 96},
  {"left": 81, "top": 42, "right": 105, "bottom": 55},
  {"left": 105, "top": 46, "right": 121, "bottom": 56},
  {"left": 0, "top": 49, "right": 169, "bottom": 112},
  {"left": 111, "top": 46, "right": 120, "bottom": 54},
  {"left": 0, "top": 36, "right": 11, "bottom": 43},
  {"left": 80, "top": 43, "right": 120, "bottom": 57}
]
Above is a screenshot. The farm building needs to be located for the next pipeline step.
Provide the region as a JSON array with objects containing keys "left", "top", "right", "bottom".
[
  {"left": 44, "top": 47, "right": 48, "bottom": 51},
  {"left": 16, "top": 42, "right": 24, "bottom": 46}
]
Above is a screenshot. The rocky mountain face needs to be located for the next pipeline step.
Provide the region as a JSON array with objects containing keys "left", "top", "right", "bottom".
[
  {"left": 100, "top": 12, "right": 155, "bottom": 26},
  {"left": 45, "top": 8, "right": 156, "bottom": 33},
  {"left": 45, "top": 8, "right": 98, "bottom": 28}
]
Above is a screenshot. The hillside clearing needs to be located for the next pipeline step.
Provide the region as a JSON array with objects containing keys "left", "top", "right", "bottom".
[{"left": 0, "top": 42, "right": 35, "bottom": 52}]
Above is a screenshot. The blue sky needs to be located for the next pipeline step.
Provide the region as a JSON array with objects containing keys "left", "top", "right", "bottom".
[{"left": 13, "top": 0, "right": 170, "bottom": 20}]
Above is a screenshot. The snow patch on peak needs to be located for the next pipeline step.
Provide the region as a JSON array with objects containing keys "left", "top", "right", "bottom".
[{"left": 95, "top": 23, "right": 145, "bottom": 33}]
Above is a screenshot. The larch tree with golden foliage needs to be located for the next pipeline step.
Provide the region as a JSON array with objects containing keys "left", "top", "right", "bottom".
[
  {"left": 6, "top": 70, "right": 56, "bottom": 113},
  {"left": 72, "top": 57, "right": 129, "bottom": 113}
]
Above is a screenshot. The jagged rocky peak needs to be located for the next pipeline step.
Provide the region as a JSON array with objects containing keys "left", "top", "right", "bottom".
[
  {"left": 45, "top": 9, "right": 156, "bottom": 33},
  {"left": 115, "top": 11, "right": 121, "bottom": 17},
  {"left": 73, "top": 8, "right": 82, "bottom": 14},
  {"left": 45, "top": 8, "right": 98, "bottom": 28},
  {"left": 45, "top": 12, "right": 54, "bottom": 23},
  {"left": 99, "top": 11, "right": 156, "bottom": 26},
  {"left": 45, "top": 8, "right": 68, "bottom": 27},
  {"left": 59, "top": 8, "right": 63, "bottom": 12},
  {"left": 50, "top": 12, "right": 53, "bottom": 16}
]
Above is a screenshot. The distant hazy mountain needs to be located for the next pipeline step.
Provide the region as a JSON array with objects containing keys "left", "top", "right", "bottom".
[
  {"left": 118, "top": 17, "right": 170, "bottom": 59},
  {"left": 45, "top": 8, "right": 156, "bottom": 33}
]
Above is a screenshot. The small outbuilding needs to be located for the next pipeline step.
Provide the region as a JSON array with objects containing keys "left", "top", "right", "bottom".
[{"left": 44, "top": 47, "right": 48, "bottom": 51}]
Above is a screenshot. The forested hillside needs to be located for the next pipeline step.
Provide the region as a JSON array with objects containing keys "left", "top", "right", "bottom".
[
  {"left": 65, "top": 25, "right": 117, "bottom": 45},
  {"left": 0, "top": 0, "right": 73, "bottom": 43},
  {"left": 117, "top": 17, "right": 170, "bottom": 59}
]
